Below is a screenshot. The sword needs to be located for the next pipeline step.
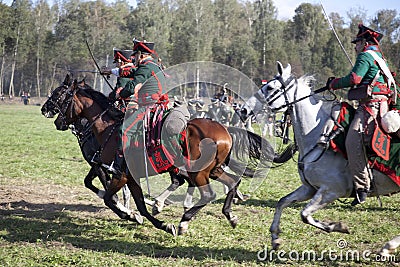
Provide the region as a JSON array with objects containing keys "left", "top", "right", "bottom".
[
  {"left": 320, "top": 1, "right": 354, "bottom": 67},
  {"left": 85, "top": 39, "right": 114, "bottom": 90}
]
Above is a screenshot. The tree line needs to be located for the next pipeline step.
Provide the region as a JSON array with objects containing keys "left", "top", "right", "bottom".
[{"left": 0, "top": 0, "right": 399, "bottom": 98}]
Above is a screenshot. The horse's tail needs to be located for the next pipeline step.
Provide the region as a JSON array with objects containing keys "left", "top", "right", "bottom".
[
  {"left": 226, "top": 126, "right": 275, "bottom": 178},
  {"left": 272, "top": 143, "right": 297, "bottom": 164}
]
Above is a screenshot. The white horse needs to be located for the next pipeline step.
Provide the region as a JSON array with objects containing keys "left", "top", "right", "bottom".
[{"left": 240, "top": 61, "right": 400, "bottom": 254}]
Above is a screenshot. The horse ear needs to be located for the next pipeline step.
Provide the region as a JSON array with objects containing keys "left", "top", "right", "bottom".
[
  {"left": 282, "top": 63, "right": 292, "bottom": 79},
  {"left": 77, "top": 78, "right": 85, "bottom": 87},
  {"left": 286, "top": 64, "right": 292, "bottom": 75},
  {"left": 276, "top": 61, "right": 284, "bottom": 76},
  {"left": 71, "top": 79, "right": 79, "bottom": 90},
  {"left": 64, "top": 74, "right": 71, "bottom": 86}
]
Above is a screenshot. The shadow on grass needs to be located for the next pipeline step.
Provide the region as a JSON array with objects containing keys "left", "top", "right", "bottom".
[
  {"left": 0, "top": 201, "right": 261, "bottom": 263},
  {"left": 216, "top": 196, "right": 398, "bottom": 212}
]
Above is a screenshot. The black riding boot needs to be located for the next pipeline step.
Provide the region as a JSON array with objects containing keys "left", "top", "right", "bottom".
[
  {"left": 351, "top": 188, "right": 368, "bottom": 206},
  {"left": 109, "top": 152, "right": 126, "bottom": 179}
]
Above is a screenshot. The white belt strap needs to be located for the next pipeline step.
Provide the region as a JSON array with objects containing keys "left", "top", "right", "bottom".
[{"left": 366, "top": 50, "right": 397, "bottom": 103}]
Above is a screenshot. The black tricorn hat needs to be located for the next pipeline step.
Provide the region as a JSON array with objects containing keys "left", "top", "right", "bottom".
[
  {"left": 132, "top": 39, "right": 155, "bottom": 55},
  {"left": 113, "top": 48, "right": 133, "bottom": 63},
  {"left": 351, "top": 24, "right": 383, "bottom": 44}
]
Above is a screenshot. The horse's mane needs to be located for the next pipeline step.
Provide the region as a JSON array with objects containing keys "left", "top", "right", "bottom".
[
  {"left": 298, "top": 74, "right": 328, "bottom": 102},
  {"left": 79, "top": 86, "right": 110, "bottom": 109},
  {"left": 298, "top": 75, "right": 316, "bottom": 89},
  {"left": 78, "top": 85, "right": 124, "bottom": 119}
]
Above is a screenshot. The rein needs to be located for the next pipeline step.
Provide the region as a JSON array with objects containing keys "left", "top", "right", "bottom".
[
  {"left": 261, "top": 76, "right": 329, "bottom": 112},
  {"left": 47, "top": 85, "right": 75, "bottom": 125},
  {"left": 55, "top": 84, "right": 122, "bottom": 161},
  {"left": 263, "top": 76, "right": 331, "bottom": 168}
]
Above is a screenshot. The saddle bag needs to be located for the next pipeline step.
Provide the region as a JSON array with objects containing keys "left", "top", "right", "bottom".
[{"left": 347, "top": 84, "right": 372, "bottom": 101}]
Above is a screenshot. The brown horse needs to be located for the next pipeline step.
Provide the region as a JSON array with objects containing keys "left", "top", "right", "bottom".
[{"left": 43, "top": 74, "right": 278, "bottom": 235}]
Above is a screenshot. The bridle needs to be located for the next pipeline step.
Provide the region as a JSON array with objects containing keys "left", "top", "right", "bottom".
[
  {"left": 254, "top": 75, "right": 298, "bottom": 112},
  {"left": 258, "top": 74, "right": 332, "bottom": 168},
  {"left": 50, "top": 82, "right": 121, "bottom": 161},
  {"left": 50, "top": 84, "right": 78, "bottom": 128}
]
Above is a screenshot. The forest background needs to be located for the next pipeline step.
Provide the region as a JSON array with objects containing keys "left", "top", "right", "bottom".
[{"left": 0, "top": 0, "right": 399, "bottom": 98}]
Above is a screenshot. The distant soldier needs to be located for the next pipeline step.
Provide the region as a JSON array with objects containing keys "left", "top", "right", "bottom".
[
  {"left": 192, "top": 100, "right": 207, "bottom": 119},
  {"left": 206, "top": 98, "right": 220, "bottom": 121}
]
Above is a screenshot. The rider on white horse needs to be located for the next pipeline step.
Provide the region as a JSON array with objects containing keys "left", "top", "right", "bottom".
[{"left": 322, "top": 24, "right": 397, "bottom": 206}]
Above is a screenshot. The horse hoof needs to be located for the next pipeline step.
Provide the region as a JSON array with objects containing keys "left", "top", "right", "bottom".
[
  {"left": 178, "top": 221, "right": 189, "bottom": 235},
  {"left": 164, "top": 223, "right": 177, "bottom": 236},
  {"left": 333, "top": 222, "right": 350, "bottom": 234},
  {"left": 129, "top": 212, "right": 143, "bottom": 225},
  {"left": 230, "top": 215, "right": 238, "bottom": 228},
  {"left": 272, "top": 238, "right": 283, "bottom": 250},
  {"left": 152, "top": 205, "right": 161, "bottom": 216},
  {"left": 178, "top": 227, "right": 186, "bottom": 235},
  {"left": 152, "top": 200, "right": 164, "bottom": 216}
]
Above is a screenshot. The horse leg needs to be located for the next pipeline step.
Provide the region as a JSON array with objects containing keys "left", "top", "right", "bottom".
[
  {"left": 122, "top": 184, "right": 131, "bottom": 210},
  {"left": 85, "top": 166, "right": 120, "bottom": 205},
  {"left": 183, "top": 185, "right": 195, "bottom": 212},
  {"left": 99, "top": 160, "right": 131, "bottom": 209},
  {"left": 300, "top": 187, "right": 350, "bottom": 234},
  {"left": 152, "top": 172, "right": 186, "bottom": 215},
  {"left": 270, "top": 185, "right": 316, "bottom": 250},
  {"left": 222, "top": 181, "right": 240, "bottom": 228},
  {"left": 379, "top": 235, "right": 400, "bottom": 258},
  {"left": 126, "top": 177, "right": 177, "bottom": 236},
  {"left": 178, "top": 182, "right": 216, "bottom": 235},
  {"left": 214, "top": 171, "right": 241, "bottom": 228},
  {"left": 103, "top": 175, "right": 143, "bottom": 224},
  {"left": 84, "top": 166, "right": 103, "bottom": 197}
]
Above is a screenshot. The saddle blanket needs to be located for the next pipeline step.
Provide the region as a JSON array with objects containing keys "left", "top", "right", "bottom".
[
  {"left": 127, "top": 107, "right": 189, "bottom": 174},
  {"left": 329, "top": 102, "right": 400, "bottom": 186}
]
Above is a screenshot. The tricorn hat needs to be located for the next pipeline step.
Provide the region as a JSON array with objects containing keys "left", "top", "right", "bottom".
[
  {"left": 113, "top": 48, "right": 133, "bottom": 63},
  {"left": 351, "top": 24, "right": 383, "bottom": 44},
  {"left": 132, "top": 38, "right": 155, "bottom": 55}
]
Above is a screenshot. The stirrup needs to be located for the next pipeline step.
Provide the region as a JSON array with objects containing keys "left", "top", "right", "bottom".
[
  {"left": 107, "top": 161, "right": 119, "bottom": 175},
  {"left": 317, "top": 134, "right": 329, "bottom": 149},
  {"left": 91, "top": 152, "right": 101, "bottom": 164}
]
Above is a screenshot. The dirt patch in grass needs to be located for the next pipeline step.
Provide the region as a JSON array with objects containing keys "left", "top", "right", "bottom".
[{"left": 0, "top": 183, "right": 115, "bottom": 220}]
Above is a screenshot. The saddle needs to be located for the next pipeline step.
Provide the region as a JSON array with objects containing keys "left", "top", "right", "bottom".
[{"left": 328, "top": 102, "right": 400, "bottom": 186}]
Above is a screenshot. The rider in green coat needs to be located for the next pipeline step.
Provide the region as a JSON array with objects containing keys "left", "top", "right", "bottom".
[
  {"left": 109, "top": 40, "right": 167, "bottom": 178},
  {"left": 327, "top": 24, "right": 396, "bottom": 206}
]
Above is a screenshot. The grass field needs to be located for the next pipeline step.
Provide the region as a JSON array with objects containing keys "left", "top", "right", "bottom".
[{"left": 0, "top": 103, "right": 399, "bottom": 266}]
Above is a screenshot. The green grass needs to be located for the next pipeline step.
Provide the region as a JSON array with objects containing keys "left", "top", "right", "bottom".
[{"left": 0, "top": 104, "right": 399, "bottom": 266}]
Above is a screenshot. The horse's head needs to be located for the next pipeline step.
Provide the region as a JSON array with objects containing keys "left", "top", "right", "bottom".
[
  {"left": 50, "top": 78, "right": 86, "bottom": 131},
  {"left": 239, "top": 61, "right": 297, "bottom": 122},
  {"left": 41, "top": 74, "right": 73, "bottom": 118},
  {"left": 54, "top": 113, "right": 69, "bottom": 131}
]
